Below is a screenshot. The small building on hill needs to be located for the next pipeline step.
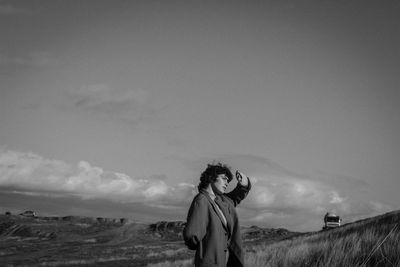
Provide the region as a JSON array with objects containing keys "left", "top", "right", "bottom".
[{"left": 20, "top": 210, "right": 36, "bottom": 217}]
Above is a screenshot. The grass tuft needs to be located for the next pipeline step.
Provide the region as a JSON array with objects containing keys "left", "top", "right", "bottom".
[{"left": 244, "top": 211, "right": 400, "bottom": 267}]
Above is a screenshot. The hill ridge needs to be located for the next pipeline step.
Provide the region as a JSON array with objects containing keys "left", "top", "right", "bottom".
[{"left": 1, "top": 209, "right": 399, "bottom": 266}]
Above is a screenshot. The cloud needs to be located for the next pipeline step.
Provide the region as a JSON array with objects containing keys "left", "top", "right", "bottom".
[
  {"left": 68, "top": 84, "right": 159, "bottom": 124},
  {"left": 0, "top": 3, "right": 35, "bottom": 14},
  {"left": 243, "top": 171, "right": 391, "bottom": 229},
  {"left": 329, "top": 191, "right": 346, "bottom": 204},
  {"left": 0, "top": 149, "right": 193, "bottom": 207},
  {"left": 0, "top": 52, "right": 59, "bottom": 67},
  {"left": 183, "top": 154, "right": 392, "bottom": 231},
  {"left": 0, "top": 150, "right": 392, "bottom": 231},
  {"left": 242, "top": 173, "right": 391, "bottom": 230},
  {"left": 74, "top": 84, "right": 150, "bottom": 108}
]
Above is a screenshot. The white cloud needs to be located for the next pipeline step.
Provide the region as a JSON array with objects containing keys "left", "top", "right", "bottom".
[
  {"left": 329, "top": 191, "right": 346, "bottom": 204},
  {"left": 244, "top": 175, "right": 326, "bottom": 211},
  {"left": 252, "top": 176, "right": 390, "bottom": 230},
  {"left": 0, "top": 149, "right": 191, "bottom": 206},
  {"left": 210, "top": 154, "right": 394, "bottom": 230},
  {"left": 0, "top": 150, "right": 393, "bottom": 231},
  {"left": 244, "top": 174, "right": 391, "bottom": 222},
  {"left": 0, "top": 3, "right": 34, "bottom": 14},
  {"left": 73, "top": 84, "right": 150, "bottom": 108},
  {"left": 250, "top": 186, "right": 276, "bottom": 208},
  {"left": 183, "top": 154, "right": 393, "bottom": 226},
  {"left": 250, "top": 211, "right": 290, "bottom": 224},
  {"left": 143, "top": 181, "right": 169, "bottom": 199},
  {"left": 0, "top": 52, "right": 59, "bottom": 67},
  {"left": 68, "top": 84, "right": 158, "bottom": 124}
]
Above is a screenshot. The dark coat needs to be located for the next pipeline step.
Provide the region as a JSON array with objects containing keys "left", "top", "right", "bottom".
[{"left": 183, "top": 181, "right": 251, "bottom": 267}]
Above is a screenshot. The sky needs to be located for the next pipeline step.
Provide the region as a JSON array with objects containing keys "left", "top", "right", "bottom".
[{"left": 0, "top": 0, "right": 399, "bottom": 232}]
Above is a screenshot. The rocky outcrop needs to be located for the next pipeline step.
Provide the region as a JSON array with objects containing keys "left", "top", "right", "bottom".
[
  {"left": 96, "top": 217, "right": 121, "bottom": 224},
  {"left": 148, "top": 221, "right": 186, "bottom": 240},
  {"left": 19, "top": 210, "right": 36, "bottom": 217},
  {"left": 42, "top": 216, "right": 62, "bottom": 221},
  {"left": 119, "top": 218, "right": 128, "bottom": 224},
  {"left": 0, "top": 221, "right": 16, "bottom": 235},
  {"left": 242, "top": 225, "right": 298, "bottom": 242},
  {"left": 149, "top": 221, "right": 186, "bottom": 233},
  {"left": 0, "top": 221, "right": 56, "bottom": 239},
  {"left": 62, "top": 216, "right": 97, "bottom": 224}
]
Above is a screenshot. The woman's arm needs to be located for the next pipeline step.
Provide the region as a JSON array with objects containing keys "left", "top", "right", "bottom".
[
  {"left": 225, "top": 174, "right": 251, "bottom": 207},
  {"left": 183, "top": 196, "right": 209, "bottom": 250}
]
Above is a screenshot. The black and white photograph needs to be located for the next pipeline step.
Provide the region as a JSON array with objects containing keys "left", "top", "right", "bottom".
[{"left": 0, "top": 1, "right": 399, "bottom": 266}]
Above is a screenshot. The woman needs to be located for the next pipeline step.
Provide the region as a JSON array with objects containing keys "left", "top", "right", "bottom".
[{"left": 183, "top": 162, "right": 251, "bottom": 267}]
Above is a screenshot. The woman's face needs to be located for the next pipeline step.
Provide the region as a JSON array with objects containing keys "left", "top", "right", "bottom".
[{"left": 212, "top": 174, "right": 229, "bottom": 194}]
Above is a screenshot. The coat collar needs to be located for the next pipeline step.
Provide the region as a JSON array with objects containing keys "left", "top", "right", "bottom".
[{"left": 199, "top": 188, "right": 230, "bottom": 233}]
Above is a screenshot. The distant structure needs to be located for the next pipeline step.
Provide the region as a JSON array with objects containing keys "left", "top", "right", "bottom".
[
  {"left": 20, "top": 210, "right": 36, "bottom": 217},
  {"left": 323, "top": 212, "right": 342, "bottom": 230},
  {"left": 5, "top": 211, "right": 12, "bottom": 216}
]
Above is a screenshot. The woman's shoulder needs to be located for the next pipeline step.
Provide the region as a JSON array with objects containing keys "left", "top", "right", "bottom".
[{"left": 192, "top": 191, "right": 211, "bottom": 205}]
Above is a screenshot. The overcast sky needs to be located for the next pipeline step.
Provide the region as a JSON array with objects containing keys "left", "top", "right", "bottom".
[{"left": 0, "top": 0, "right": 399, "bottom": 231}]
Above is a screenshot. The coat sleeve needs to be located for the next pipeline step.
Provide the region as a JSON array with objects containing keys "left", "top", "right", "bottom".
[
  {"left": 183, "top": 196, "right": 209, "bottom": 250},
  {"left": 225, "top": 178, "right": 252, "bottom": 207}
]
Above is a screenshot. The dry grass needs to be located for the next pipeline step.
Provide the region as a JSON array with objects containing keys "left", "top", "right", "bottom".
[
  {"left": 2, "top": 211, "right": 399, "bottom": 266},
  {"left": 147, "top": 258, "right": 193, "bottom": 267},
  {"left": 244, "top": 210, "right": 400, "bottom": 267},
  {"left": 150, "top": 211, "right": 400, "bottom": 267}
]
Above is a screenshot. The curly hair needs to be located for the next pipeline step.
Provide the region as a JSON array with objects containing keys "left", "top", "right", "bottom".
[{"left": 198, "top": 162, "right": 233, "bottom": 190}]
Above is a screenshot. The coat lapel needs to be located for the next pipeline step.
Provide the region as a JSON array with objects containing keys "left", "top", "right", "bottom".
[
  {"left": 216, "top": 195, "right": 233, "bottom": 236},
  {"left": 199, "top": 190, "right": 229, "bottom": 232}
]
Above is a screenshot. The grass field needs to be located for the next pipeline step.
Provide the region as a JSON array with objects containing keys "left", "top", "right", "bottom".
[
  {"left": 244, "top": 212, "right": 399, "bottom": 267},
  {"left": 1, "top": 210, "right": 399, "bottom": 266},
  {"left": 149, "top": 210, "right": 400, "bottom": 267}
]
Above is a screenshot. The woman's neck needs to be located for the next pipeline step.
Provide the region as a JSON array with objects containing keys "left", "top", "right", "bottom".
[{"left": 205, "top": 184, "right": 216, "bottom": 200}]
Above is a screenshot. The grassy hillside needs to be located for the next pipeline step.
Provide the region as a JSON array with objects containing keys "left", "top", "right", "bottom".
[
  {"left": 0, "top": 213, "right": 295, "bottom": 266},
  {"left": 1, "top": 210, "right": 398, "bottom": 266},
  {"left": 244, "top": 210, "right": 400, "bottom": 267},
  {"left": 149, "top": 210, "right": 400, "bottom": 267}
]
